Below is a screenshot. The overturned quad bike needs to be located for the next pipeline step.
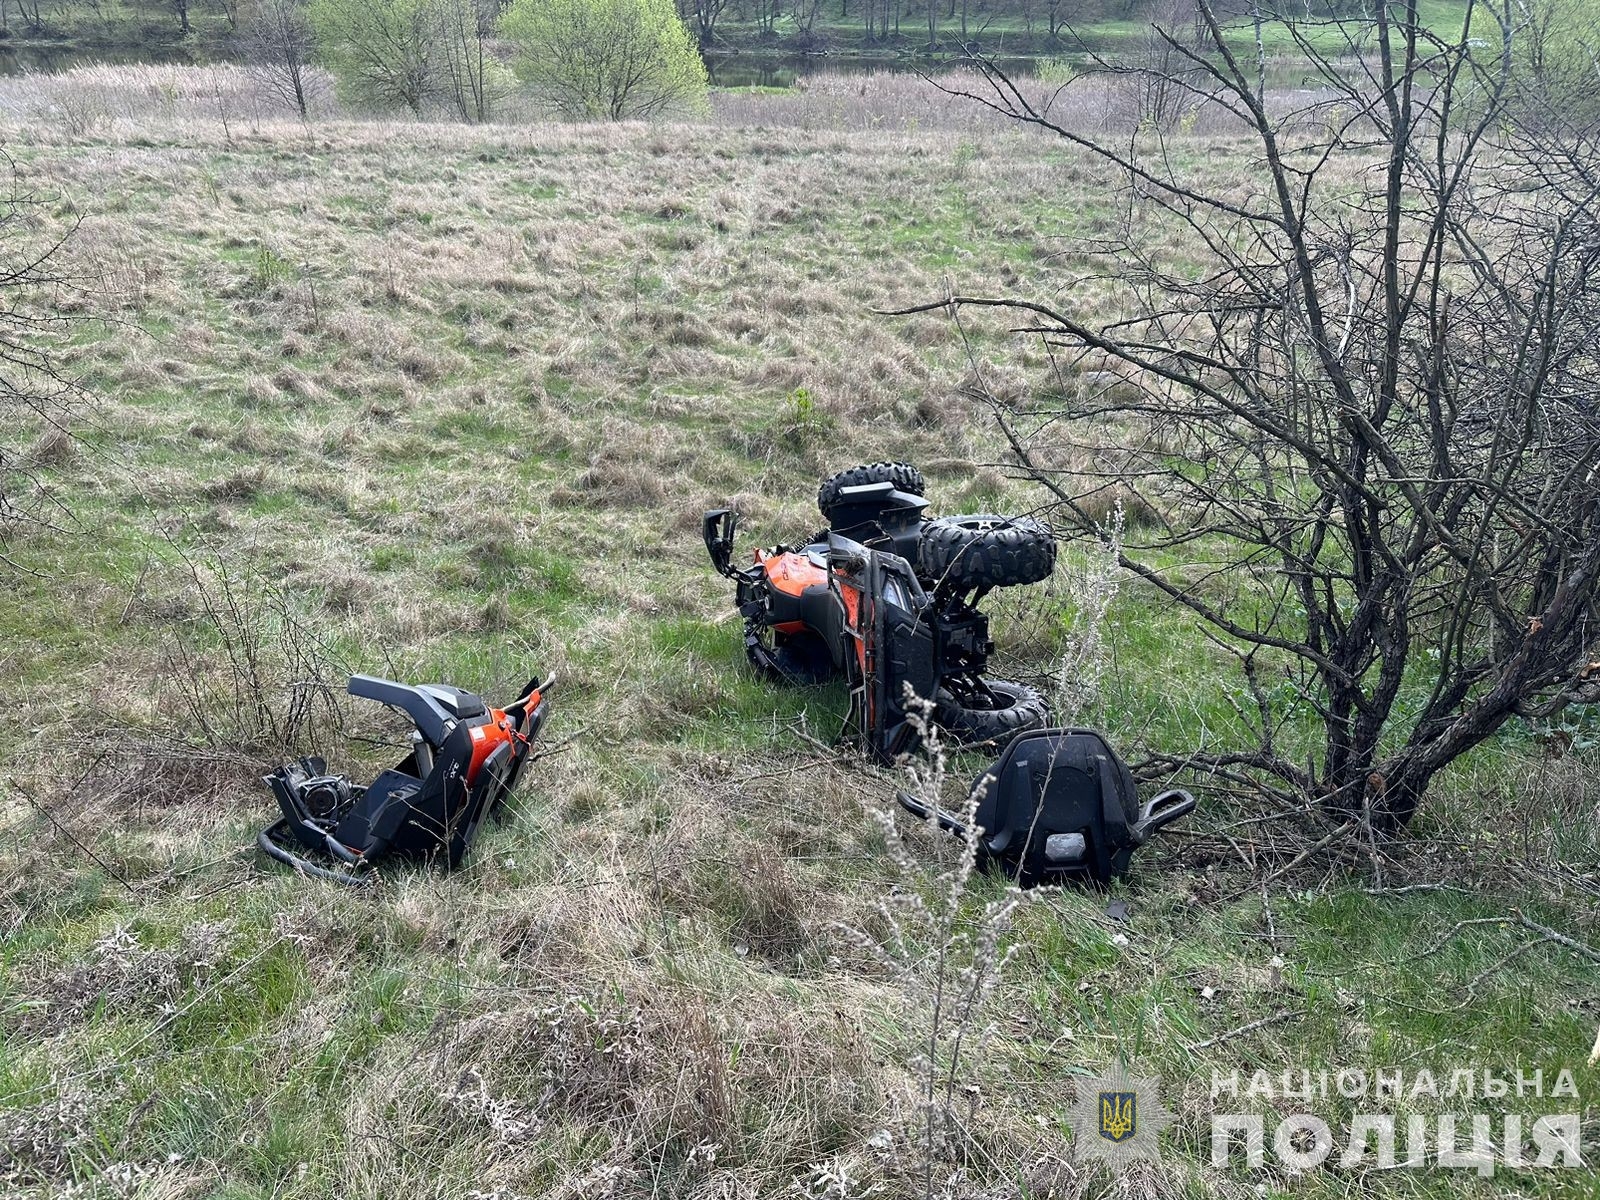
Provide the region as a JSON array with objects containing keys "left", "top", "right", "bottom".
[
  {"left": 704, "top": 461, "right": 1058, "bottom": 760},
  {"left": 259, "top": 673, "right": 551, "bottom": 886}
]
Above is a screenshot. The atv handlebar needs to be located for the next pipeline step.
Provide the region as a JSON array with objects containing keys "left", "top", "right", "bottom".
[
  {"left": 505, "top": 673, "right": 555, "bottom": 723},
  {"left": 349, "top": 675, "right": 459, "bottom": 747},
  {"left": 1132, "top": 788, "right": 1196, "bottom": 841},
  {"left": 704, "top": 509, "right": 739, "bottom": 578}
]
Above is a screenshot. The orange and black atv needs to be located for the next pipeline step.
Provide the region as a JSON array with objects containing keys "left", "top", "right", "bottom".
[
  {"left": 704, "top": 462, "right": 1057, "bottom": 761},
  {"left": 259, "top": 673, "right": 551, "bottom": 885}
]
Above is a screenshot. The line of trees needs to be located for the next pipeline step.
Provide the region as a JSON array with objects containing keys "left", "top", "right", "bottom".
[
  {"left": 0, "top": 0, "right": 707, "bottom": 122},
  {"left": 240, "top": 0, "right": 705, "bottom": 120},
  {"left": 667, "top": 0, "right": 1151, "bottom": 49},
  {"left": 13, "top": 0, "right": 1593, "bottom": 68},
  {"left": 669, "top": 0, "right": 1378, "bottom": 50},
  {"left": 0, "top": 0, "right": 1302, "bottom": 50},
  {"left": 0, "top": 0, "right": 232, "bottom": 36}
]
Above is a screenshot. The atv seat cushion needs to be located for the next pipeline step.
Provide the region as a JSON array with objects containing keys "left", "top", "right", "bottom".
[{"left": 970, "top": 728, "right": 1141, "bottom": 882}]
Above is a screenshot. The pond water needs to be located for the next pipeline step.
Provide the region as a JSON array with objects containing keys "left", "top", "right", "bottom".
[
  {"left": 0, "top": 40, "right": 204, "bottom": 75},
  {"left": 701, "top": 51, "right": 1047, "bottom": 88}
]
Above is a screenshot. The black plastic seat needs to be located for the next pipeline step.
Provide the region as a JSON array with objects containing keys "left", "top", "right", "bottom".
[
  {"left": 974, "top": 728, "right": 1139, "bottom": 883},
  {"left": 899, "top": 727, "right": 1195, "bottom": 886}
]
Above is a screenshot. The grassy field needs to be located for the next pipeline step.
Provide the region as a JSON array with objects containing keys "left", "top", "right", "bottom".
[{"left": 1, "top": 69, "right": 1598, "bottom": 1200}]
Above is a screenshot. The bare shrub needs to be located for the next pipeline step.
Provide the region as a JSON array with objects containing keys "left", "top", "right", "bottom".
[
  {"left": 77, "top": 731, "right": 265, "bottom": 816},
  {"left": 435, "top": 0, "right": 516, "bottom": 122},
  {"left": 308, "top": 0, "right": 512, "bottom": 120},
  {"left": 242, "top": 0, "right": 319, "bottom": 119},
  {"left": 855, "top": 694, "right": 1028, "bottom": 1196},
  {"left": 0, "top": 155, "right": 83, "bottom": 564},
  {"left": 152, "top": 541, "right": 345, "bottom": 758},
  {"left": 919, "top": 4, "right": 1600, "bottom": 827},
  {"left": 48, "top": 83, "right": 113, "bottom": 137}
]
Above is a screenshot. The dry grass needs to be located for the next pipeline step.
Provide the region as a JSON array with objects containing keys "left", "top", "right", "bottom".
[
  {"left": 0, "top": 60, "right": 1309, "bottom": 136},
  {"left": 0, "top": 67, "right": 1595, "bottom": 1200}
]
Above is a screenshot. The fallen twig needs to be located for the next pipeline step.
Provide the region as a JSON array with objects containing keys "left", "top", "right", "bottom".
[
  {"left": 1418, "top": 916, "right": 1509, "bottom": 959},
  {"left": 1362, "top": 882, "right": 1473, "bottom": 897},
  {"left": 737, "top": 754, "right": 841, "bottom": 783},
  {"left": 12, "top": 780, "right": 139, "bottom": 895},
  {"left": 1420, "top": 909, "right": 1600, "bottom": 993},
  {"left": 1462, "top": 938, "right": 1552, "bottom": 993},
  {"left": 1192, "top": 1008, "right": 1297, "bottom": 1051},
  {"left": 1514, "top": 912, "right": 1600, "bottom": 965}
]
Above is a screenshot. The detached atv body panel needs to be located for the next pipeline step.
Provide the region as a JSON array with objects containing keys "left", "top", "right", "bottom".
[{"left": 260, "top": 674, "right": 551, "bottom": 885}]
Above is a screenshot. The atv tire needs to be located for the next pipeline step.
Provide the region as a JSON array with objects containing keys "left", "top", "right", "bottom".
[
  {"left": 817, "top": 462, "right": 926, "bottom": 522},
  {"left": 934, "top": 679, "right": 1051, "bottom": 744},
  {"left": 918, "top": 514, "right": 1056, "bottom": 591}
]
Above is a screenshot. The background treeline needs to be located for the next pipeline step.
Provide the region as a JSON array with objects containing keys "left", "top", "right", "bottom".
[
  {"left": 0, "top": 0, "right": 1392, "bottom": 53},
  {"left": 5, "top": 0, "right": 1599, "bottom": 131}
]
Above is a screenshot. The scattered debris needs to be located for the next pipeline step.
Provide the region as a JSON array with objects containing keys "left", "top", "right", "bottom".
[{"left": 259, "top": 673, "right": 552, "bottom": 885}]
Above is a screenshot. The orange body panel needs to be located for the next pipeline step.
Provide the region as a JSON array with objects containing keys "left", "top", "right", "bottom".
[
  {"left": 467, "top": 706, "right": 520, "bottom": 784},
  {"left": 752, "top": 548, "right": 867, "bottom": 682},
  {"left": 841, "top": 586, "right": 860, "bottom": 629},
  {"left": 846, "top": 587, "right": 868, "bottom": 709},
  {"left": 467, "top": 688, "right": 544, "bottom": 783},
  {"left": 755, "top": 548, "right": 829, "bottom": 598}
]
